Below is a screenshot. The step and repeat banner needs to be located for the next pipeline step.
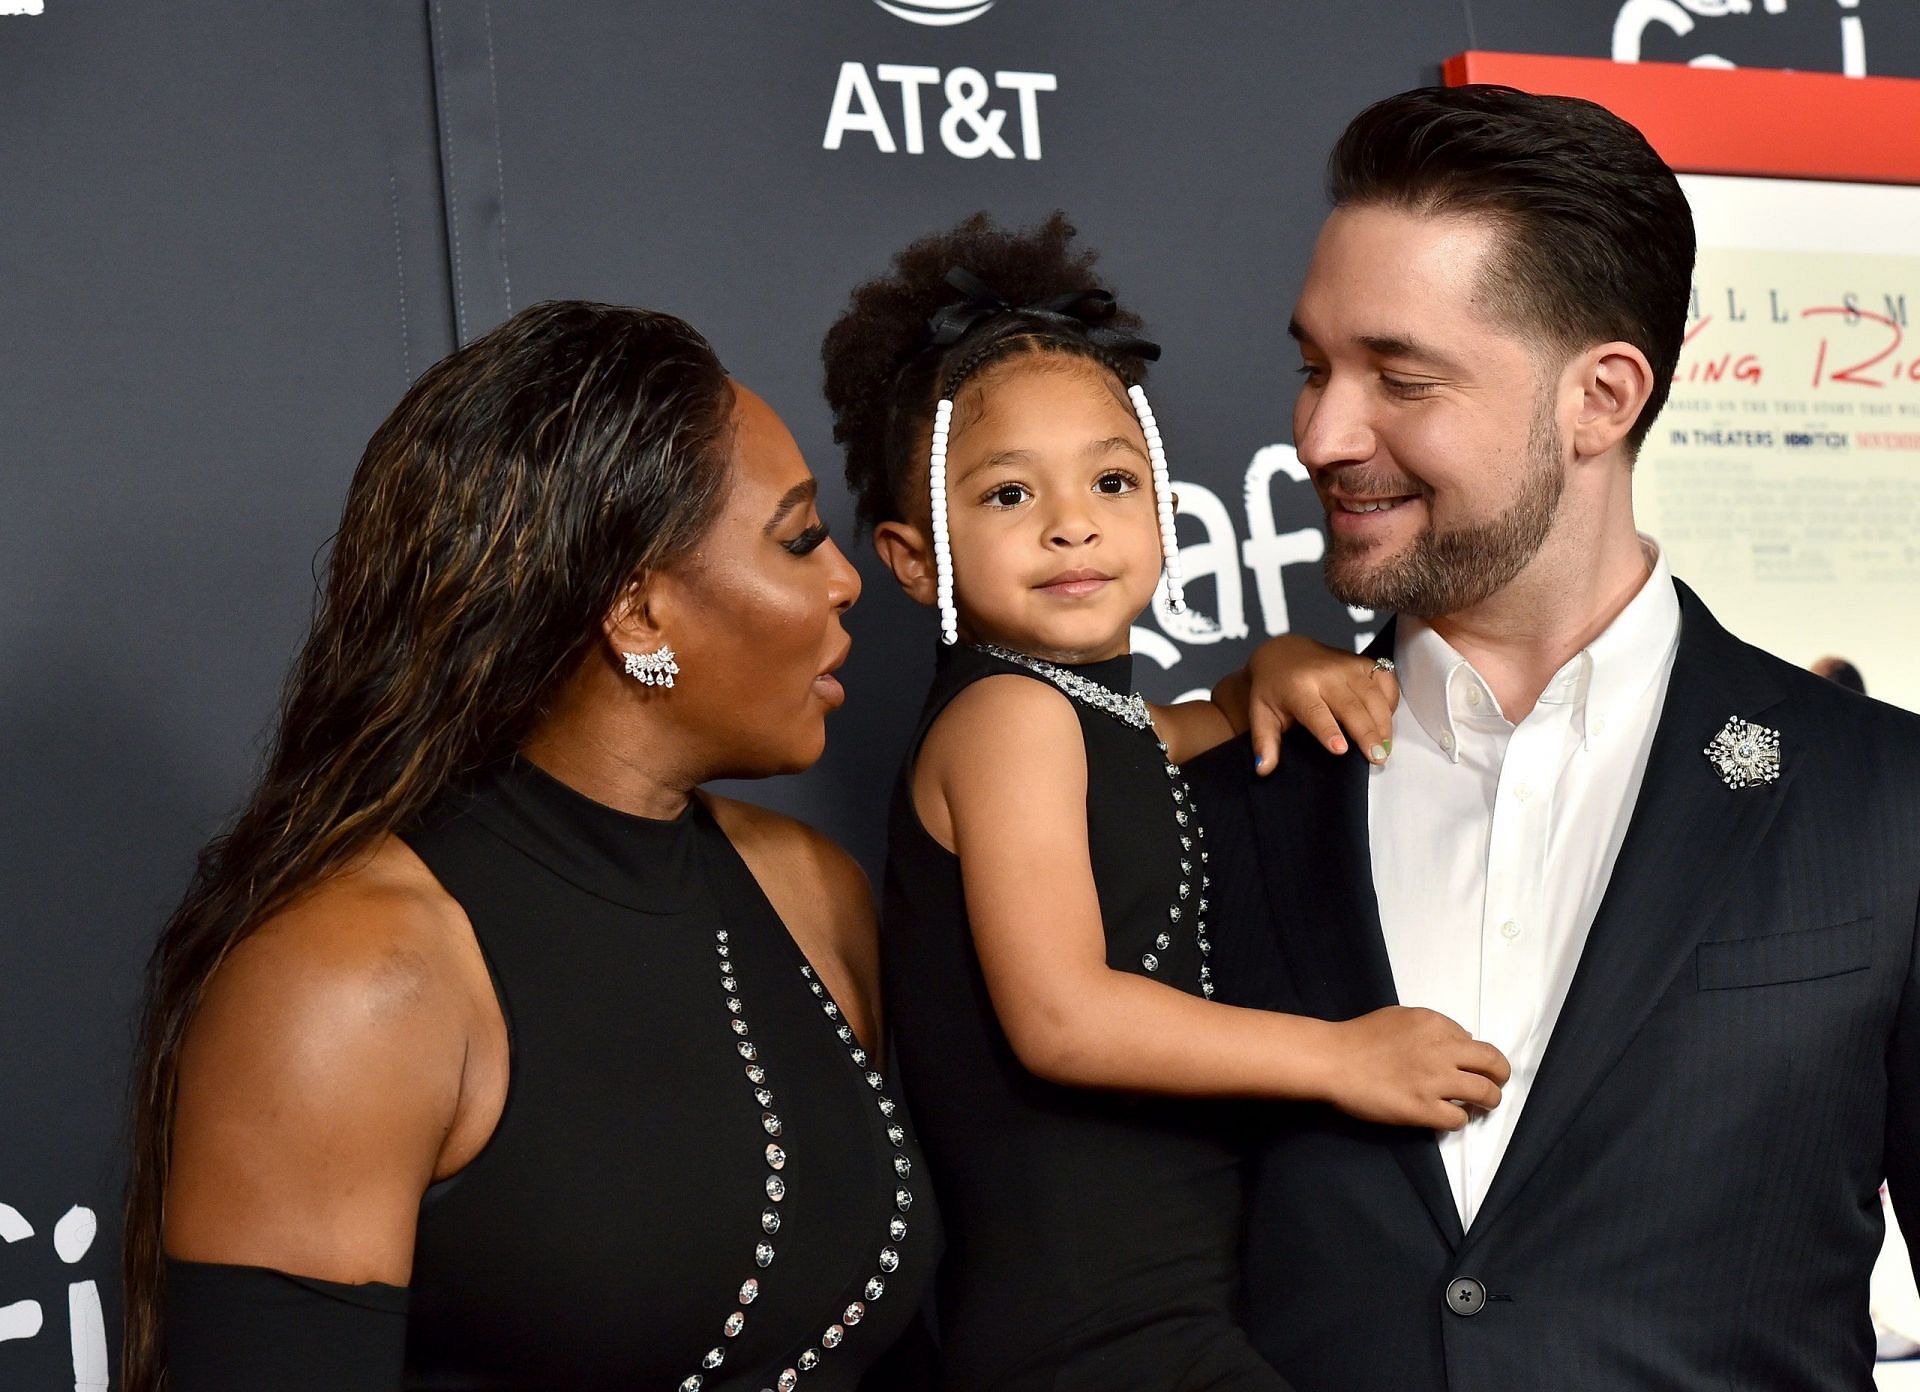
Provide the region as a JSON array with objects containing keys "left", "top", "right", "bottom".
[{"left": 3, "top": 2, "right": 1917, "bottom": 1383}]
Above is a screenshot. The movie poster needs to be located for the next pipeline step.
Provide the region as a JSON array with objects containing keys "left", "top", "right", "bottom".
[{"left": 1638, "top": 175, "right": 1920, "bottom": 713}]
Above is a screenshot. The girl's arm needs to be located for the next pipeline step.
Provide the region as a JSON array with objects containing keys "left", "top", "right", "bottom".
[
  {"left": 918, "top": 674, "right": 1507, "bottom": 1128},
  {"left": 1152, "top": 635, "right": 1400, "bottom": 770}
]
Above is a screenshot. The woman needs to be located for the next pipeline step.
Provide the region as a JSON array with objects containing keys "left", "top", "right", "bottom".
[{"left": 127, "top": 301, "right": 937, "bottom": 1390}]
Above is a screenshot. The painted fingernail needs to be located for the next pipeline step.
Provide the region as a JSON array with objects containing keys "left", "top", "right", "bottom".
[
  {"left": 1382, "top": 739, "right": 1393, "bottom": 756},
  {"left": 1369, "top": 743, "right": 1388, "bottom": 763}
]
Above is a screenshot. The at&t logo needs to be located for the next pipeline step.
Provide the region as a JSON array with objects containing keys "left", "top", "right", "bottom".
[
  {"left": 824, "top": 65, "right": 1058, "bottom": 160},
  {"left": 871, "top": 0, "right": 996, "bottom": 25}
]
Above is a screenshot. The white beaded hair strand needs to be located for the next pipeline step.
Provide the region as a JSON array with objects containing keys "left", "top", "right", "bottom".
[
  {"left": 1127, "top": 384, "right": 1190, "bottom": 615},
  {"left": 928, "top": 398, "right": 959, "bottom": 645}
]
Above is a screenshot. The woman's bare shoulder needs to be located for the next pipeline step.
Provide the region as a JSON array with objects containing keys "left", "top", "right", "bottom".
[
  {"left": 703, "top": 795, "right": 881, "bottom": 1043},
  {"left": 165, "top": 836, "right": 489, "bottom": 1283}
]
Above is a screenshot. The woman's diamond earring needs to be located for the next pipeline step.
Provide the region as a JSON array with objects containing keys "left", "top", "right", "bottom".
[{"left": 623, "top": 645, "right": 680, "bottom": 689}]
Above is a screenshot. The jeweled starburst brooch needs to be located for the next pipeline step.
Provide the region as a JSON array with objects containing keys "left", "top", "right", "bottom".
[{"left": 1704, "top": 717, "right": 1781, "bottom": 789}]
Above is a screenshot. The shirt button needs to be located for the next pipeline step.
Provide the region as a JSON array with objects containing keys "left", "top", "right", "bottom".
[
  {"left": 1514, "top": 783, "right": 1531, "bottom": 801},
  {"left": 1440, "top": 732, "right": 1456, "bottom": 753},
  {"left": 1445, "top": 1277, "right": 1487, "bottom": 1317},
  {"left": 1466, "top": 688, "right": 1483, "bottom": 708},
  {"left": 1501, "top": 920, "right": 1521, "bottom": 941},
  {"left": 1591, "top": 716, "right": 1607, "bottom": 735}
]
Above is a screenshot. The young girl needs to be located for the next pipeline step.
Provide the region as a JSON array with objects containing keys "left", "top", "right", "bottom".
[{"left": 822, "top": 215, "right": 1510, "bottom": 1390}]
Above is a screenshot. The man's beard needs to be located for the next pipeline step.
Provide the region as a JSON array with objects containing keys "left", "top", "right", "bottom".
[{"left": 1322, "top": 404, "right": 1565, "bottom": 620}]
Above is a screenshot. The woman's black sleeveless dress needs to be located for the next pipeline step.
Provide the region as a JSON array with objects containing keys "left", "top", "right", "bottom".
[
  {"left": 883, "top": 645, "right": 1283, "bottom": 1391},
  {"left": 164, "top": 756, "right": 937, "bottom": 1392}
]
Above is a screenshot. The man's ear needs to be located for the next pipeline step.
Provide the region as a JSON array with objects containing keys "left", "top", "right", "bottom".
[
  {"left": 602, "top": 571, "right": 673, "bottom": 661},
  {"left": 873, "top": 521, "right": 937, "bottom": 608},
  {"left": 1571, "top": 341, "right": 1655, "bottom": 461}
]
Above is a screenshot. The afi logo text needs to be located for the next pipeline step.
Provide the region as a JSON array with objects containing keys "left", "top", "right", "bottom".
[{"left": 824, "top": 63, "right": 1057, "bottom": 160}]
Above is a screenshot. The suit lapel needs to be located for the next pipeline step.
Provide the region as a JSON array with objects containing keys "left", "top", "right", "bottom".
[
  {"left": 1463, "top": 584, "right": 1796, "bottom": 1245},
  {"left": 1250, "top": 621, "right": 1467, "bottom": 1250}
]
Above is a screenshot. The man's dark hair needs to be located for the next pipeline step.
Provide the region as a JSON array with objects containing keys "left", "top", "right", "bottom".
[
  {"left": 1328, "top": 84, "right": 1694, "bottom": 452},
  {"left": 1817, "top": 658, "right": 1868, "bottom": 695}
]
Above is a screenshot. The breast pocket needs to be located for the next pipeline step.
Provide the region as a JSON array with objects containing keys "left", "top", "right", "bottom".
[{"left": 1695, "top": 916, "right": 1874, "bottom": 990}]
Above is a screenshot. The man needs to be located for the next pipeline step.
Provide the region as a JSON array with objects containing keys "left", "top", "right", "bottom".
[{"left": 1193, "top": 85, "right": 1920, "bottom": 1390}]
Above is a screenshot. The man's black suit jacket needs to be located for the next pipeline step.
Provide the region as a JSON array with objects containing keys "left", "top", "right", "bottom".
[{"left": 1187, "top": 582, "right": 1920, "bottom": 1391}]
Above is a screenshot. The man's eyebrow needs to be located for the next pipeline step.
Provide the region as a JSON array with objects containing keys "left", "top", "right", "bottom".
[
  {"left": 763, "top": 478, "right": 817, "bottom": 535},
  {"left": 1356, "top": 333, "right": 1468, "bottom": 375},
  {"left": 1287, "top": 317, "right": 1311, "bottom": 344}
]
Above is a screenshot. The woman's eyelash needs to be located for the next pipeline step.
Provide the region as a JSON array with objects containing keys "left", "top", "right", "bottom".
[
  {"left": 982, "top": 482, "right": 1031, "bottom": 507},
  {"left": 783, "top": 522, "right": 830, "bottom": 555}
]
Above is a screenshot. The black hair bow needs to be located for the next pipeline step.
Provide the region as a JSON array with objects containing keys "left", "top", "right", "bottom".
[{"left": 924, "top": 267, "right": 1161, "bottom": 361}]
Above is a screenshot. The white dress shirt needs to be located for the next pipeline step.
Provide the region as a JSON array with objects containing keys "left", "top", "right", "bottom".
[{"left": 1368, "top": 538, "right": 1682, "bottom": 1228}]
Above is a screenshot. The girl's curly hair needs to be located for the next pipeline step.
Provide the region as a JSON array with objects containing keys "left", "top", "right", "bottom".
[{"left": 822, "top": 211, "right": 1153, "bottom": 535}]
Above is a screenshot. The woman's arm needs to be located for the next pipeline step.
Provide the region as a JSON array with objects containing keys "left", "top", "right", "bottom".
[
  {"left": 921, "top": 675, "right": 1505, "bottom": 1128},
  {"left": 166, "top": 837, "right": 499, "bottom": 1286},
  {"left": 1150, "top": 635, "right": 1400, "bottom": 770}
]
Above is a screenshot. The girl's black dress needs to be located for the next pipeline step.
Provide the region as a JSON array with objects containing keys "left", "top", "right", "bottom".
[
  {"left": 882, "top": 645, "right": 1284, "bottom": 1391},
  {"left": 165, "top": 756, "right": 937, "bottom": 1392}
]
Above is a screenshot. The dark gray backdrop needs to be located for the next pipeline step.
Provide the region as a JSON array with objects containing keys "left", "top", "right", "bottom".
[{"left": 5, "top": 2, "right": 1916, "bottom": 1382}]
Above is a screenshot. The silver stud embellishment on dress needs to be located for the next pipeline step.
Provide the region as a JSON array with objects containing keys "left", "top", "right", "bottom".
[
  {"left": 879, "top": 1248, "right": 900, "bottom": 1272},
  {"left": 1704, "top": 717, "right": 1782, "bottom": 789},
  {"left": 890, "top": 1216, "right": 908, "bottom": 1240},
  {"left": 822, "top": 1324, "right": 845, "bottom": 1348},
  {"left": 765, "top": 1143, "right": 785, "bottom": 1170},
  {"left": 702, "top": 1347, "right": 726, "bottom": 1370},
  {"left": 896, "top": 1188, "right": 913, "bottom": 1211},
  {"left": 725, "top": 1312, "right": 745, "bottom": 1337},
  {"left": 844, "top": 1301, "right": 865, "bottom": 1325},
  {"left": 778, "top": 1370, "right": 798, "bottom": 1392},
  {"left": 679, "top": 1378, "right": 702, "bottom": 1392},
  {"left": 765, "top": 1175, "right": 785, "bottom": 1201},
  {"left": 1142, "top": 952, "right": 1160, "bottom": 972},
  {"left": 755, "top": 1243, "right": 775, "bottom": 1268},
  {"left": 761, "top": 1112, "right": 782, "bottom": 1136},
  {"left": 975, "top": 644, "right": 1154, "bottom": 728},
  {"left": 739, "top": 1278, "right": 760, "bottom": 1304},
  {"left": 761, "top": 1209, "right": 781, "bottom": 1234},
  {"left": 798, "top": 1349, "right": 821, "bottom": 1372},
  {"left": 866, "top": 1277, "right": 886, "bottom": 1300},
  {"left": 894, "top": 1154, "right": 911, "bottom": 1177}
]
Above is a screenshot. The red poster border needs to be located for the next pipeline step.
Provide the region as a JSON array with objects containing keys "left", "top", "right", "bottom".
[{"left": 1445, "top": 51, "right": 1920, "bottom": 185}]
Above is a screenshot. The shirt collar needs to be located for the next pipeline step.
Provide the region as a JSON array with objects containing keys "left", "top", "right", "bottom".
[{"left": 1394, "top": 537, "right": 1681, "bottom": 764}]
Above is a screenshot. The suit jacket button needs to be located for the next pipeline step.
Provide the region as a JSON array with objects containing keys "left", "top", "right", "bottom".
[{"left": 1446, "top": 1276, "right": 1487, "bottom": 1316}]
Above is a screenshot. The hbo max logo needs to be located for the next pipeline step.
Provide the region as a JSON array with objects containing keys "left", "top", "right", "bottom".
[{"left": 824, "top": 63, "right": 1058, "bottom": 160}]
